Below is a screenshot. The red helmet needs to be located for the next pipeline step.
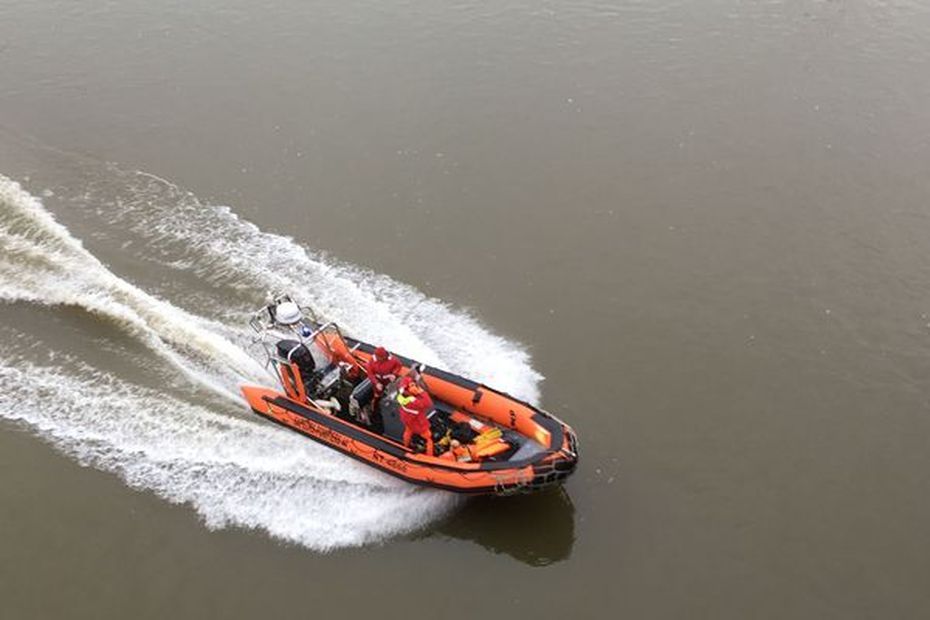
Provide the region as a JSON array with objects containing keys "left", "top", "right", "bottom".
[
  {"left": 374, "top": 346, "right": 388, "bottom": 360},
  {"left": 404, "top": 379, "right": 423, "bottom": 396}
]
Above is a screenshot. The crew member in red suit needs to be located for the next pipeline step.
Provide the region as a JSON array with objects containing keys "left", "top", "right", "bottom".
[
  {"left": 365, "top": 346, "right": 402, "bottom": 409},
  {"left": 397, "top": 377, "right": 434, "bottom": 455}
]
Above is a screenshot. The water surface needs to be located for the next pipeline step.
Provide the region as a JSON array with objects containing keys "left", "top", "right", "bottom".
[{"left": 2, "top": 1, "right": 930, "bottom": 618}]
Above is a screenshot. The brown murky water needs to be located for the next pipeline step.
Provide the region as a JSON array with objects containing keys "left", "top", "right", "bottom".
[{"left": 2, "top": 1, "right": 930, "bottom": 618}]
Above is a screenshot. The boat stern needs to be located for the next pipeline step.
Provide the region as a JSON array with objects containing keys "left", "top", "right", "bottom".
[{"left": 241, "top": 385, "right": 281, "bottom": 413}]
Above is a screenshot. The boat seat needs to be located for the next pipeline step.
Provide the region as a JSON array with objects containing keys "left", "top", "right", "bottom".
[{"left": 350, "top": 378, "right": 374, "bottom": 408}]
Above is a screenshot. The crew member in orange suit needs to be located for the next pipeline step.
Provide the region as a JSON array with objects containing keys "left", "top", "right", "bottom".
[
  {"left": 365, "top": 346, "right": 402, "bottom": 409},
  {"left": 396, "top": 377, "right": 434, "bottom": 455}
]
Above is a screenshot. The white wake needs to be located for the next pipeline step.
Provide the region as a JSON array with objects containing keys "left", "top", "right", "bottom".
[
  {"left": 0, "top": 357, "right": 453, "bottom": 550},
  {"left": 0, "top": 171, "right": 543, "bottom": 550},
  {"left": 97, "top": 169, "right": 542, "bottom": 403}
]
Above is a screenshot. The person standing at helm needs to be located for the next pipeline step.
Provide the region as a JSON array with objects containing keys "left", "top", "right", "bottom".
[
  {"left": 365, "top": 346, "right": 402, "bottom": 408},
  {"left": 397, "top": 377, "right": 434, "bottom": 455}
]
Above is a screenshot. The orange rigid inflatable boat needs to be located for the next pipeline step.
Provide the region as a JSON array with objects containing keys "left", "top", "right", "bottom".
[{"left": 241, "top": 295, "right": 578, "bottom": 495}]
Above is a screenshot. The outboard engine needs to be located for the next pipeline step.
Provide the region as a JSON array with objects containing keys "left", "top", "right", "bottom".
[
  {"left": 277, "top": 339, "right": 316, "bottom": 376},
  {"left": 276, "top": 339, "right": 316, "bottom": 400}
]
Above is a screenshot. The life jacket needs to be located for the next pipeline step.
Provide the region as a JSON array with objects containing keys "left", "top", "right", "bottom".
[
  {"left": 439, "top": 428, "right": 510, "bottom": 462},
  {"left": 440, "top": 445, "right": 472, "bottom": 462}
]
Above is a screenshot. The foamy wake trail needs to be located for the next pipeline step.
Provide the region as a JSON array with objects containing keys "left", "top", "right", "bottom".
[
  {"left": 107, "top": 169, "right": 543, "bottom": 403},
  {"left": 0, "top": 175, "right": 268, "bottom": 402},
  {"left": 0, "top": 169, "right": 541, "bottom": 550},
  {"left": 0, "top": 358, "right": 456, "bottom": 550}
]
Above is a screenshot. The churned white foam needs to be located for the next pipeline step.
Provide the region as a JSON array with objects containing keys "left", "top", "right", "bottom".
[
  {"left": 0, "top": 359, "right": 458, "bottom": 550},
  {"left": 0, "top": 174, "right": 270, "bottom": 402},
  {"left": 0, "top": 169, "right": 542, "bottom": 550},
  {"left": 110, "top": 170, "right": 543, "bottom": 403}
]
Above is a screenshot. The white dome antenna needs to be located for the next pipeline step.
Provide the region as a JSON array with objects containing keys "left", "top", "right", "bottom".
[{"left": 274, "top": 301, "right": 303, "bottom": 325}]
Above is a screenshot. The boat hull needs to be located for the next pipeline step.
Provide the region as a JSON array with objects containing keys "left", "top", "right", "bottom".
[{"left": 242, "top": 384, "right": 578, "bottom": 496}]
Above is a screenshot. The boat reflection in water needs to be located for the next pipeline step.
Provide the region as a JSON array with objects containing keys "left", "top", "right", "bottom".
[{"left": 430, "top": 486, "right": 576, "bottom": 566}]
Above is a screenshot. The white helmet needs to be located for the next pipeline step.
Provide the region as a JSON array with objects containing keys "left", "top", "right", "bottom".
[{"left": 274, "top": 301, "right": 303, "bottom": 325}]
